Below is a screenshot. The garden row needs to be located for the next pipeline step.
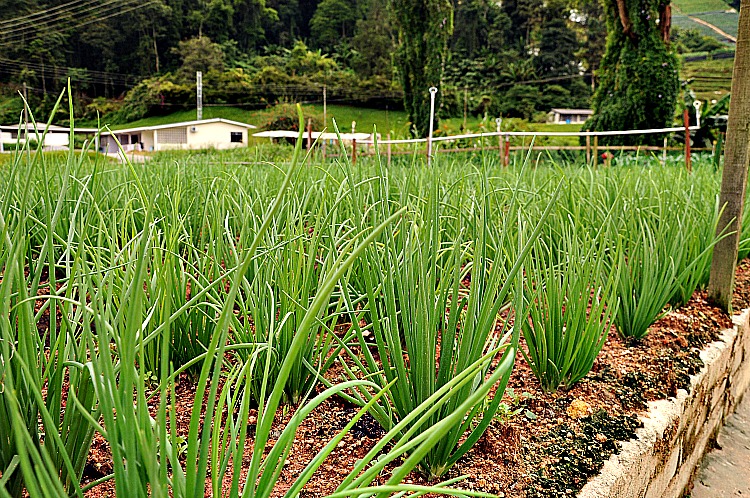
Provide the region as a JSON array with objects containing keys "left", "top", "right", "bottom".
[{"left": 0, "top": 124, "right": 746, "bottom": 496}]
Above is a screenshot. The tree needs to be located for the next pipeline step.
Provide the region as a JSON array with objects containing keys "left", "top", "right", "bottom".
[
  {"left": 571, "top": 0, "right": 607, "bottom": 91},
  {"left": 534, "top": 6, "right": 579, "bottom": 78},
  {"left": 391, "top": 0, "right": 454, "bottom": 137},
  {"left": 502, "top": 0, "right": 544, "bottom": 50},
  {"left": 173, "top": 37, "right": 225, "bottom": 82},
  {"left": 309, "top": 0, "right": 359, "bottom": 51},
  {"left": 708, "top": 0, "right": 750, "bottom": 312},
  {"left": 583, "top": 0, "right": 679, "bottom": 145},
  {"left": 350, "top": 2, "right": 396, "bottom": 78}
]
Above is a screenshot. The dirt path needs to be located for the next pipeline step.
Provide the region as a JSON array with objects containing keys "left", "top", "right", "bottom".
[
  {"left": 691, "top": 393, "right": 750, "bottom": 497},
  {"left": 687, "top": 14, "right": 737, "bottom": 43}
]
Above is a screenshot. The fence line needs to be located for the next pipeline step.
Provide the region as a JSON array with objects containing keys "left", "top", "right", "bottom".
[
  {"left": 356, "top": 125, "right": 701, "bottom": 145},
  {"left": 325, "top": 145, "right": 714, "bottom": 157}
]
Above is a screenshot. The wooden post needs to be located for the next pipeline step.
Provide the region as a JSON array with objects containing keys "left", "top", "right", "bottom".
[
  {"left": 496, "top": 118, "right": 502, "bottom": 160},
  {"left": 504, "top": 134, "right": 510, "bottom": 167},
  {"left": 684, "top": 109, "right": 692, "bottom": 172},
  {"left": 713, "top": 132, "right": 725, "bottom": 170},
  {"left": 708, "top": 0, "right": 750, "bottom": 312},
  {"left": 593, "top": 135, "right": 599, "bottom": 168},
  {"left": 387, "top": 133, "right": 392, "bottom": 168},
  {"left": 662, "top": 136, "right": 668, "bottom": 165},
  {"left": 586, "top": 135, "right": 591, "bottom": 164},
  {"left": 352, "top": 138, "right": 357, "bottom": 165}
]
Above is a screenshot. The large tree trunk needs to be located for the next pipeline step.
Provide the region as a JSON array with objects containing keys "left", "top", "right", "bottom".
[
  {"left": 659, "top": 4, "right": 672, "bottom": 43},
  {"left": 584, "top": 0, "right": 679, "bottom": 146},
  {"left": 615, "top": 0, "right": 635, "bottom": 40},
  {"left": 708, "top": 0, "right": 750, "bottom": 312}
]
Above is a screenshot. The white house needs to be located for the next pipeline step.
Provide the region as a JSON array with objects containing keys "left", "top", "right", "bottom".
[
  {"left": 0, "top": 122, "right": 86, "bottom": 150},
  {"left": 548, "top": 109, "right": 593, "bottom": 124},
  {"left": 100, "top": 118, "right": 257, "bottom": 153}
]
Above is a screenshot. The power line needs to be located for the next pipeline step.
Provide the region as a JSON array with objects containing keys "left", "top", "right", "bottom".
[
  {"left": 0, "top": 66, "right": 138, "bottom": 88},
  {"left": 0, "top": 0, "right": 108, "bottom": 29},
  {"left": 0, "top": 0, "right": 129, "bottom": 37},
  {"left": 0, "top": 1, "right": 159, "bottom": 47},
  {"left": 0, "top": 58, "right": 140, "bottom": 84}
]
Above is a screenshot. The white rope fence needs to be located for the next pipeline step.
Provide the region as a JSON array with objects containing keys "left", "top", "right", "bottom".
[{"left": 353, "top": 93, "right": 703, "bottom": 147}]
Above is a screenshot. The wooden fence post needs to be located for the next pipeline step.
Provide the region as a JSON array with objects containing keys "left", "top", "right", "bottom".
[
  {"left": 504, "top": 134, "right": 510, "bottom": 167},
  {"left": 352, "top": 138, "right": 357, "bottom": 165},
  {"left": 387, "top": 133, "right": 392, "bottom": 168},
  {"left": 663, "top": 136, "right": 668, "bottom": 165},
  {"left": 586, "top": 135, "right": 591, "bottom": 164},
  {"left": 593, "top": 135, "right": 599, "bottom": 168},
  {"left": 708, "top": 0, "right": 750, "bottom": 312}
]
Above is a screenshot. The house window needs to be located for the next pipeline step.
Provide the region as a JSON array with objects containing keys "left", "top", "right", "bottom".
[
  {"left": 10, "top": 131, "right": 17, "bottom": 139},
  {"left": 230, "top": 132, "right": 243, "bottom": 143},
  {"left": 159, "top": 128, "right": 187, "bottom": 144}
]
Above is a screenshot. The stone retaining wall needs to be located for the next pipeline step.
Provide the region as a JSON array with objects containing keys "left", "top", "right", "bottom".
[{"left": 578, "top": 308, "right": 750, "bottom": 498}]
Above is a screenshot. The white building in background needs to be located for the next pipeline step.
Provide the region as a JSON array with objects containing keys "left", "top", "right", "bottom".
[
  {"left": 0, "top": 122, "right": 96, "bottom": 150},
  {"left": 547, "top": 108, "right": 593, "bottom": 124},
  {"left": 99, "top": 118, "right": 257, "bottom": 153}
]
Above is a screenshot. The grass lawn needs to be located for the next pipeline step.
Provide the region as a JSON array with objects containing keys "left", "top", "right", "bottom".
[
  {"left": 672, "top": 15, "right": 734, "bottom": 41},
  {"left": 103, "top": 101, "right": 585, "bottom": 144},
  {"left": 672, "top": 0, "right": 733, "bottom": 14},
  {"left": 306, "top": 104, "right": 410, "bottom": 136},
  {"left": 694, "top": 11, "right": 739, "bottom": 37},
  {"left": 103, "top": 104, "right": 411, "bottom": 137},
  {"left": 682, "top": 57, "right": 734, "bottom": 101}
]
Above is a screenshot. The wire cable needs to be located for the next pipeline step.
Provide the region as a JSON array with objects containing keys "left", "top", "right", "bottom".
[{"left": 0, "top": 0, "right": 158, "bottom": 46}]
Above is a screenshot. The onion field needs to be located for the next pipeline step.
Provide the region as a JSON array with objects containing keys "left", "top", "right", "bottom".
[{"left": 0, "top": 124, "right": 745, "bottom": 497}]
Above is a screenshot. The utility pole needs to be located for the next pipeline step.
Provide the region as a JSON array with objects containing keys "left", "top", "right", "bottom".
[
  {"left": 708, "top": 0, "right": 750, "bottom": 312},
  {"left": 196, "top": 71, "right": 203, "bottom": 121}
]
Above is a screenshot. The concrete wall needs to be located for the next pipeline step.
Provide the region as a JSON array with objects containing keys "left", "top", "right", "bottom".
[
  {"left": 141, "top": 130, "right": 155, "bottom": 151},
  {"left": 578, "top": 308, "right": 750, "bottom": 498},
  {"left": 102, "top": 123, "right": 251, "bottom": 152},
  {"left": 0, "top": 130, "right": 68, "bottom": 148},
  {"left": 183, "top": 122, "right": 248, "bottom": 150},
  {"left": 43, "top": 132, "right": 69, "bottom": 148}
]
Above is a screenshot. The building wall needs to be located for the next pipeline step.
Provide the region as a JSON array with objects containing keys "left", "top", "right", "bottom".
[
  {"left": 141, "top": 131, "right": 155, "bottom": 151},
  {"left": 43, "top": 132, "right": 69, "bottom": 148},
  {"left": 102, "top": 122, "right": 251, "bottom": 152},
  {"left": 0, "top": 130, "right": 68, "bottom": 148},
  {"left": 550, "top": 113, "right": 591, "bottom": 124},
  {"left": 180, "top": 122, "right": 248, "bottom": 150}
]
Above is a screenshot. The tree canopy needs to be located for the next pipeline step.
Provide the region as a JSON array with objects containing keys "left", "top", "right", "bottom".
[{"left": 0, "top": 0, "right": 708, "bottom": 133}]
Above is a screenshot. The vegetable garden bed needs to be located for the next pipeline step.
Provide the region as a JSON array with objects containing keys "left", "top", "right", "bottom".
[
  {"left": 4, "top": 118, "right": 750, "bottom": 498},
  {"left": 578, "top": 305, "right": 750, "bottom": 498},
  {"left": 76, "top": 265, "right": 750, "bottom": 498}
]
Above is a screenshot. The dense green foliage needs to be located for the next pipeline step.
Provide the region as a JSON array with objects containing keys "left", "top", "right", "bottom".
[
  {"left": 584, "top": 0, "right": 680, "bottom": 145},
  {"left": 0, "top": 0, "right": 611, "bottom": 129},
  {"left": 391, "top": 0, "right": 453, "bottom": 136}
]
